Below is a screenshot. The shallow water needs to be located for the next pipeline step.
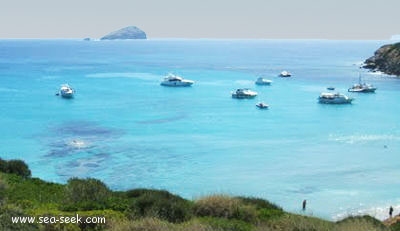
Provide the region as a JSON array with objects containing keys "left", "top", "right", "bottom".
[{"left": 0, "top": 39, "right": 399, "bottom": 220}]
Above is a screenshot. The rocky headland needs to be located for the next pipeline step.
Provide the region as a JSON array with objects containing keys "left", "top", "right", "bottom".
[{"left": 364, "top": 43, "right": 400, "bottom": 76}]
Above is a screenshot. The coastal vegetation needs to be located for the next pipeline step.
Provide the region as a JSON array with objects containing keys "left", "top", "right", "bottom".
[
  {"left": 0, "top": 158, "right": 399, "bottom": 231},
  {"left": 364, "top": 42, "right": 400, "bottom": 76}
]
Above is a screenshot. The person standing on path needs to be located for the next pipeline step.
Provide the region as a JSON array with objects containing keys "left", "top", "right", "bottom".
[{"left": 302, "top": 200, "right": 307, "bottom": 211}]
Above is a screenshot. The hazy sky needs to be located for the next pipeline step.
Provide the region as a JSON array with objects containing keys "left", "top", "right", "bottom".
[{"left": 1, "top": 0, "right": 399, "bottom": 39}]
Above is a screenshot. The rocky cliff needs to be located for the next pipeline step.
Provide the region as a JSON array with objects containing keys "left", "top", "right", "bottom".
[
  {"left": 101, "top": 26, "right": 147, "bottom": 40},
  {"left": 364, "top": 43, "right": 400, "bottom": 76}
]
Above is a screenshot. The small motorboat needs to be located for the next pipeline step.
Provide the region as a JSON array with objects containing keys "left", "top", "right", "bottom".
[
  {"left": 256, "top": 102, "right": 269, "bottom": 109},
  {"left": 255, "top": 77, "right": 272, "bottom": 85},
  {"left": 231, "top": 88, "right": 258, "bottom": 99},
  {"left": 59, "top": 84, "right": 74, "bottom": 98},
  {"left": 160, "top": 73, "right": 194, "bottom": 87},
  {"left": 279, "top": 71, "right": 292, "bottom": 77},
  {"left": 318, "top": 92, "right": 353, "bottom": 104},
  {"left": 327, "top": 87, "right": 335, "bottom": 91}
]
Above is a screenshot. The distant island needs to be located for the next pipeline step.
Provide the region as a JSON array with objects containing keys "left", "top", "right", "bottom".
[
  {"left": 100, "top": 26, "right": 147, "bottom": 40},
  {"left": 364, "top": 42, "right": 400, "bottom": 76}
]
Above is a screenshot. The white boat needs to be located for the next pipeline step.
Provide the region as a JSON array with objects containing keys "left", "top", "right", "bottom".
[
  {"left": 279, "top": 71, "right": 291, "bottom": 77},
  {"left": 318, "top": 92, "right": 353, "bottom": 104},
  {"left": 160, "top": 73, "right": 194, "bottom": 87},
  {"left": 348, "top": 83, "right": 377, "bottom": 93},
  {"left": 59, "top": 84, "right": 74, "bottom": 98},
  {"left": 255, "top": 77, "right": 272, "bottom": 85},
  {"left": 348, "top": 74, "right": 377, "bottom": 93},
  {"left": 256, "top": 102, "right": 269, "bottom": 109},
  {"left": 231, "top": 89, "right": 258, "bottom": 99}
]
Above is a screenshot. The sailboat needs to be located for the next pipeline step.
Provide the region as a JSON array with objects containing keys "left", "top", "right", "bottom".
[{"left": 348, "top": 73, "right": 377, "bottom": 93}]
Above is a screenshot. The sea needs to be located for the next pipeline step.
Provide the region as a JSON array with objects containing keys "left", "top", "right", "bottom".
[{"left": 1, "top": 38, "right": 399, "bottom": 221}]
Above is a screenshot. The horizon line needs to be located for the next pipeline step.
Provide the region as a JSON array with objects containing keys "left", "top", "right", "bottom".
[{"left": 0, "top": 37, "right": 394, "bottom": 42}]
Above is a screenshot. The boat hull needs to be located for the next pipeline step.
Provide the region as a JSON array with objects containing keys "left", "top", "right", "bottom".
[
  {"left": 318, "top": 98, "right": 353, "bottom": 104},
  {"left": 256, "top": 104, "right": 269, "bottom": 109},
  {"left": 255, "top": 81, "right": 272, "bottom": 85},
  {"left": 232, "top": 94, "right": 257, "bottom": 99},
  {"left": 348, "top": 87, "right": 377, "bottom": 93},
  {"left": 60, "top": 92, "right": 74, "bottom": 98},
  {"left": 160, "top": 81, "right": 193, "bottom": 87}
]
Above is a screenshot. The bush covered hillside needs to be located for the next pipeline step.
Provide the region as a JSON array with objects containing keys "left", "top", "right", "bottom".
[{"left": 0, "top": 158, "right": 399, "bottom": 231}]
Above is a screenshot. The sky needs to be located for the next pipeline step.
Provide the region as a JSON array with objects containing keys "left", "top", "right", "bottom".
[{"left": 1, "top": 0, "right": 399, "bottom": 39}]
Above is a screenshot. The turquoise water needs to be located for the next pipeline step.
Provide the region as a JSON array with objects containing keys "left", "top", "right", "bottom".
[{"left": 1, "top": 39, "right": 400, "bottom": 220}]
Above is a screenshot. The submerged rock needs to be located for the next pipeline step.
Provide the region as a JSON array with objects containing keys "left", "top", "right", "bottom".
[
  {"left": 42, "top": 121, "right": 123, "bottom": 157},
  {"left": 100, "top": 26, "right": 147, "bottom": 40},
  {"left": 364, "top": 43, "right": 400, "bottom": 76}
]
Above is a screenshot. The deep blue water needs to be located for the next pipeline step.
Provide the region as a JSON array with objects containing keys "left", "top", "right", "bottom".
[{"left": 1, "top": 39, "right": 399, "bottom": 220}]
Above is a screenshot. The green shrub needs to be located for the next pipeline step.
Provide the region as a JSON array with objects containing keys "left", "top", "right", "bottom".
[
  {"left": 336, "top": 215, "right": 386, "bottom": 229},
  {"left": 104, "top": 192, "right": 130, "bottom": 212},
  {"left": 127, "top": 189, "right": 193, "bottom": 223},
  {"left": 257, "top": 208, "right": 284, "bottom": 220},
  {"left": 0, "top": 158, "right": 31, "bottom": 178},
  {"left": 194, "top": 195, "right": 240, "bottom": 219},
  {"left": 193, "top": 195, "right": 258, "bottom": 223},
  {"left": 108, "top": 218, "right": 174, "bottom": 231},
  {"left": 0, "top": 158, "right": 7, "bottom": 172},
  {"left": 394, "top": 43, "right": 400, "bottom": 49},
  {"left": 199, "top": 217, "right": 253, "bottom": 231},
  {"left": 126, "top": 188, "right": 176, "bottom": 199},
  {"left": 263, "top": 214, "right": 334, "bottom": 231},
  {"left": 2, "top": 173, "right": 65, "bottom": 207},
  {"left": 40, "top": 223, "right": 80, "bottom": 231},
  {"left": 235, "top": 196, "right": 282, "bottom": 211},
  {"left": 63, "top": 178, "right": 111, "bottom": 211},
  {"left": 0, "top": 177, "right": 6, "bottom": 205},
  {"left": 236, "top": 196, "right": 284, "bottom": 220},
  {"left": 108, "top": 217, "right": 252, "bottom": 231}
]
